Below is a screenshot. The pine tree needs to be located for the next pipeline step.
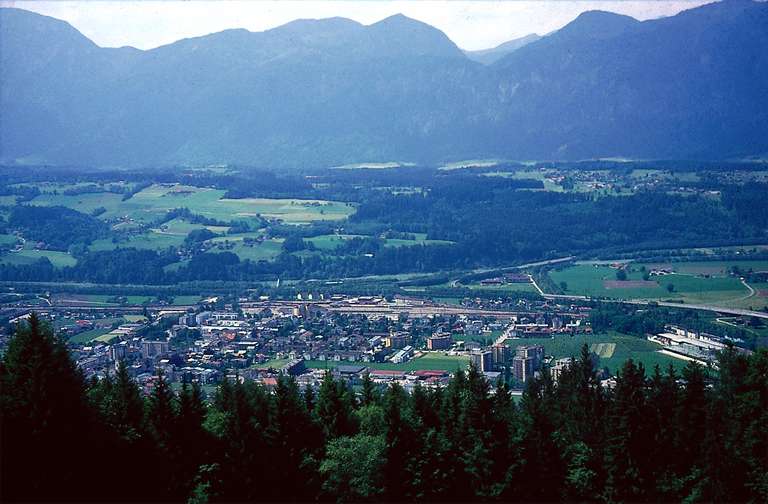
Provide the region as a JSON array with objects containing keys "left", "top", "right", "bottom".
[
  {"left": 381, "top": 383, "right": 420, "bottom": 501},
  {"left": 175, "top": 382, "right": 209, "bottom": 500},
  {"left": 271, "top": 375, "right": 320, "bottom": 500},
  {"left": 460, "top": 363, "right": 494, "bottom": 498},
  {"left": 0, "top": 313, "right": 95, "bottom": 501},
  {"left": 603, "top": 359, "right": 649, "bottom": 503},
  {"left": 315, "top": 371, "right": 355, "bottom": 439},
  {"left": 360, "top": 371, "right": 379, "bottom": 407},
  {"left": 677, "top": 361, "right": 709, "bottom": 500},
  {"left": 646, "top": 364, "right": 681, "bottom": 500}
]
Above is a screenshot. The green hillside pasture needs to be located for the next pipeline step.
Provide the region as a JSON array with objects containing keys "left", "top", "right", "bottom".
[
  {"left": 30, "top": 184, "right": 355, "bottom": 225},
  {"left": 89, "top": 231, "right": 186, "bottom": 252},
  {"left": 29, "top": 191, "right": 125, "bottom": 217},
  {"left": 0, "top": 249, "right": 77, "bottom": 268},
  {"left": 219, "top": 197, "right": 354, "bottom": 224}
]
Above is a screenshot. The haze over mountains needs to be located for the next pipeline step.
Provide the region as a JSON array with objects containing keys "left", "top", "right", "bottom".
[
  {"left": 463, "top": 34, "right": 542, "bottom": 65},
  {"left": 1, "top": 0, "right": 767, "bottom": 168}
]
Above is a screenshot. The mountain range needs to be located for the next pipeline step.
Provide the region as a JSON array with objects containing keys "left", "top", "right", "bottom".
[{"left": 1, "top": 0, "right": 767, "bottom": 168}]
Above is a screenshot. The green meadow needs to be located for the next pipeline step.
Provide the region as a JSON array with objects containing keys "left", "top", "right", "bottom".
[
  {"left": 29, "top": 183, "right": 355, "bottom": 225},
  {"left": 548, "top": 263, "right": 752, "bottom": 306}
]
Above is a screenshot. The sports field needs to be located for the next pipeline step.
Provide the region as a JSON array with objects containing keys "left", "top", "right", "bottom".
[
  {"left": 305, "top": 352, "right": 470, "bottom": 372},
  {"left": 506, "top": 332, "right": 685, "bottom": 374}
]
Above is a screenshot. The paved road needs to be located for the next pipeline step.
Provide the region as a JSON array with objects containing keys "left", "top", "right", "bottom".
[{"left": 450, "top": 256, "right": 575, "bottom": 288}]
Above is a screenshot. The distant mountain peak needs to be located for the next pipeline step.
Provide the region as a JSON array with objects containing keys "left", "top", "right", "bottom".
[
  {"left": 368, "top": 13, "right": 464, "bottom": 59},
  {"left": 556, "top": 9, "right": 640, "bottom": 40}
]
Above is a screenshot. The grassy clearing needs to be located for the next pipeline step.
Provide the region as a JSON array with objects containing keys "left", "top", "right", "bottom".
[
  {"left": 307, "top": 234, "right": 367, "bottom": 251},
  {"left": 0, "top": 234, "right": 19, "bottom": 246},
  {"left": 0, "top": 249, "right": 77, "bottom": 268},
  {"left": 208, "top": 238, "right": 284, "bottom": 262},
  {"left": 173, "top": 296, "right": 201, "bottom": 305}
]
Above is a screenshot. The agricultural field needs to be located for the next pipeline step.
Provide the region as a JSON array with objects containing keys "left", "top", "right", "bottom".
[
  {"left": 89, "top": 231, "right": 186, "bottom": 252},
  {"left": 505, "top": 332, "right": 686, "bottom": 374},
  {"left": 307, "top": 233, "right": 453, "bottom": 250},
  {"left": 482, "top": 169, "right": 564, "bottom": 192},
  {"left": 48, "top": 293, "right": 195, "bottom": 306},
  {"left": 28, "top": 183, "right": 355, "bottom": 225},
  {"left": 630, "top": 169, "right": 701, "bottom": 183},
  {"left": 29, "top": 191, "right": 126, "bottom": 216},
  {"left": 51, "top": 294, "right": 152, "bottom": 306},
  {"left": 642, "top": 260, "right": 768, "bottom": 276},
  {"left": 155, "top": 218, "right": 230, "bottom": 236},
  {"left": 383, "top": 233, "right": 454, "bottom": 248},
  {"left": 460, "top": 281, "right": 537, "bottom": 294},
  {"left": 548, "top": 262, "right": 756, "bottom": 307},
  {"left": 207, "top": 238, "right": 284, "bottom": 262}
]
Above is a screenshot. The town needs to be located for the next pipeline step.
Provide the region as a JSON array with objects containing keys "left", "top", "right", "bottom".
[{"left": 2, "top": 292, "right": 747, "bottom": 398}]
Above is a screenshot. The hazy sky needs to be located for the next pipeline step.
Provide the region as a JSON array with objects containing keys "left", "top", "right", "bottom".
[{"left": 2, "top": 0, "right": 716, "bottom": 51}]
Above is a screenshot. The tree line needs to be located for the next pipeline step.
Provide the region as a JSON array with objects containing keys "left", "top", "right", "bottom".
[{"left": 1, "top": 314, "right": 766, "bottom": 502}]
